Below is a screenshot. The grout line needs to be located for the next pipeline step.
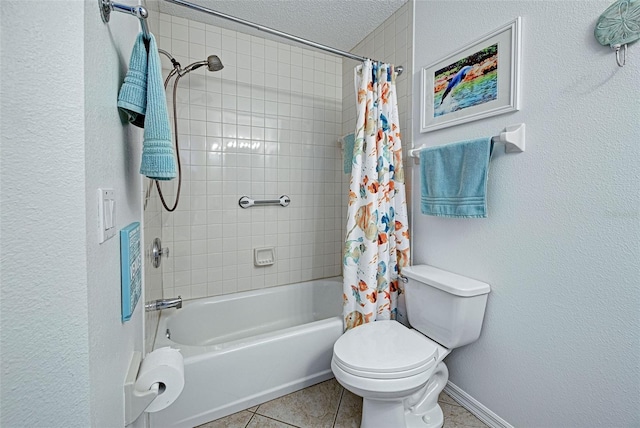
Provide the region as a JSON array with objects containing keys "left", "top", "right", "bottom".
[
  {"left": 331, "top": 387, "right": 345, "bottom": 428},
  {"left": 255, "top": 413, "right": 301, "bottom": 427},
  {"left": 244, "top": 412, "right": 256, "bottom": 428}
]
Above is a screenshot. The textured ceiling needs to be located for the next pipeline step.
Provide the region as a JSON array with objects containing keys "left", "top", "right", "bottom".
[{"left": 151, "top": 0, "right": 408, "bottom": 52}]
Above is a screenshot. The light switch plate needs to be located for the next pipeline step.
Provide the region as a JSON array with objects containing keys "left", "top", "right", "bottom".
[{"left": 98, "top": 188, "right": 116, "bottom": 244}]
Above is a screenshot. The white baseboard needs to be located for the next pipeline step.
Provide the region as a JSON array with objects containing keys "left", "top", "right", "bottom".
[{"left": 443, "top": 381, "right": 514, "bottom": 428}]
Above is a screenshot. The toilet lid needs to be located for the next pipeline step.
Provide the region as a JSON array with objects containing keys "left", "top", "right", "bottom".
[{"left": 333, "top": 321, "right": 438, "bottom": 379}]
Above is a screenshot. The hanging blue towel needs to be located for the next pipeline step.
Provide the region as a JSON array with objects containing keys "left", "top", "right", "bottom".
[
  {"left": 419, "top": 137, "right": 493, "bottom": 218},
  {"left": 117, "top": 33, "right": 147, "bottom": 128},
  {"left": 118, "top": 33, "right": 176, "bottom": 180},
  {"left": 342, "top": 133, "right": 355, "bottom": 174},
  {"left": 139, "top": 34, "right": 176, "bottom": 180}
]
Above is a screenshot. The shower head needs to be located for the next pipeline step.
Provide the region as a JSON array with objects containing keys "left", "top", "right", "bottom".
[
  {"left": 206, "top": 55, "right": 224, "bottom": 72},
  {"left": 184, "top": 55, "right": 224, "bottom": 73},
  {"left": 158, "top": 49, "right": 223, "bottom": 75}
]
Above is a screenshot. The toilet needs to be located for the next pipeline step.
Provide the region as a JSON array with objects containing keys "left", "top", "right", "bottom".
[{"left": 331, "top": 265, "right": 490, "bottom": 428}]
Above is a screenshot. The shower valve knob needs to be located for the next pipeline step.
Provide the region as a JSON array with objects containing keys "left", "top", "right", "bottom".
[{"left": 151, "top": 237, "right": 169, "bottom": 268}]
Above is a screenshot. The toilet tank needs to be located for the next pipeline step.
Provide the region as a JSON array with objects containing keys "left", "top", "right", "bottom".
[{"left": 402, "top": 265, "right": 490, "bottom": 349}]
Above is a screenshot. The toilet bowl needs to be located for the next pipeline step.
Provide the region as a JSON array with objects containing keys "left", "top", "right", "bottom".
[
  {"left": 332, "top": 320, "right": 450, "bottom": 428},
  {"left": 332, "top": 265, "right": 490, "bottom": 428}
]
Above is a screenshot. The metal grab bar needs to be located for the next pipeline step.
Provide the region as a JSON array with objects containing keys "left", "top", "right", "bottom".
[{"left": 239, "top": 196, "right": 290, "bottom": 209}]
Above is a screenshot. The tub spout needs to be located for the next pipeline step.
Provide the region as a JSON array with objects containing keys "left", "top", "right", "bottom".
[{"left": 145, "top": 296, "right": 182, "bottom": 311}]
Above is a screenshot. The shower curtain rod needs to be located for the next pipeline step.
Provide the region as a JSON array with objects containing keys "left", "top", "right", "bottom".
[{"left": 163, "top": 0, "right": 404, "bottom": 76}]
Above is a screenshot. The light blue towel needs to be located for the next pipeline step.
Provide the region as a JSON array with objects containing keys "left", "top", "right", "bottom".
[
  {"left": 118, "top": 33, "right": 176, "bottom": 180},
  {"left": 419, "top": 137, "right": 493, "bottom": 218},
  {"left": 117, "top": 33, "right": 147, "bottom": 128},
  {"left": 343, "top": 133, "right": 355, "bottom": 174}
]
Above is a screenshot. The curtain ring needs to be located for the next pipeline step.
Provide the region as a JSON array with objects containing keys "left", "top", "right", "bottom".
[{"left": 613, "top": 44, "right": 627, "bottom": 67}]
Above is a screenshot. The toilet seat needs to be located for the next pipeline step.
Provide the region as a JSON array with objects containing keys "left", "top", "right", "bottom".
[{"left": 333, "top": 321, "right": 438, "bottom": 380}]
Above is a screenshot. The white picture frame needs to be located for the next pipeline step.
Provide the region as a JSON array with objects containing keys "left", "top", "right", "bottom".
[{"left": 420, "top": 17, "right": 521, "bottom": 133}]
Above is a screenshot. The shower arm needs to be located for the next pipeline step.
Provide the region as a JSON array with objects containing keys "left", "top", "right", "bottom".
[{"left": 158, "top": 49, "right": 214, "bottom": 78}]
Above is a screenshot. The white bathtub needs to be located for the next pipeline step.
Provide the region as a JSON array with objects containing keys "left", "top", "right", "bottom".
[{"left": 149, "top": 277, "right": 343, "bottom": 428}]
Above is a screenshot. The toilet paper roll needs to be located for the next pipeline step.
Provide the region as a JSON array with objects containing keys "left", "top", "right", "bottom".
[{"left": 135, "top": 347, "right": 185, "bottom": 412}]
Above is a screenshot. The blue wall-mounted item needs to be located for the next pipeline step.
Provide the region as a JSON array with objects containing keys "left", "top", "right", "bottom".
[
  {"left": 121, "top": 222, "right": 142, "bottom": 322},
  {"left": 594, "top": 0, "right": 640, "bottom": 66}
]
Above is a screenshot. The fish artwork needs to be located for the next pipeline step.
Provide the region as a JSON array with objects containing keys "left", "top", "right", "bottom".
[
  {"left": 376, "top": 261, "right": 388, "bottom": 292},
  {"left": 439, "top": 65, "right": 473, "bottom": 106},
  {"left": 344, "top": 310, "right": 373, "bottom": 330},
  {"left": 350, "top": 285, "right": 364, "bottom": 306},
  {"left": 344, "top": 238, "right": 366, "bottom": 266}
]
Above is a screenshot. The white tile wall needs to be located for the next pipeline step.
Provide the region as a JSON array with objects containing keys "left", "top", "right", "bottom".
[
  {"left": 154, "top": 13, "right": 344, "bottom": 300},
  {"left": 143, "top": 179, "right": 163, "bottom": 352}
]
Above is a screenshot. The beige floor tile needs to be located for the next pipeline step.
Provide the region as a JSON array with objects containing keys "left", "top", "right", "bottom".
[
  {"left": 246, "top": 414, "right": 297, "bottom": 428},
  {"left": 247, "top": 406, "right": 259, "bottom": 412},
  {"left": 441, "top": 402, "right": 488, "bottom": 428},
  {"left": 334, "top": 389, "right": 362, "bottom": 428},
  {"left": 196, "top": 410, "right": 254, "bottom": 428},
  {"left": 438, "top": 391, "right": 460, "bottom": 407},
  {"left": 256, "top": 379, "right": 342, "bottom": 428}
]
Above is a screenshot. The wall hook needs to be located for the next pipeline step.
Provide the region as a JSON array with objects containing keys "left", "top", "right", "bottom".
[
  {"left": 613, "top": 44, "right": 627, "bottom": 67},
  {"left": 594, "top": 0, "right": 640, "bottom": 68}
]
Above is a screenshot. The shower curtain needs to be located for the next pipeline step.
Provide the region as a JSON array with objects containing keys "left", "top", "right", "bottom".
[{"left": 343, "top": 60, "right": 410, "bottom": 330}]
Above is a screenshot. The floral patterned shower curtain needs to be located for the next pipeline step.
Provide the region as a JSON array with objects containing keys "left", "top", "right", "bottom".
[{"left": 343, "top": 60, "right": 410, "bottom": 330}]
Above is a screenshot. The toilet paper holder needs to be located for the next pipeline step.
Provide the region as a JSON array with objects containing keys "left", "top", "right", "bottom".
[{"left": 124, "top": 351, "right": 160, "bottom": 425}]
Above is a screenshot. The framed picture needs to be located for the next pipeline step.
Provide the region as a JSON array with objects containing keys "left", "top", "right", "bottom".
[{"left": 420, "top": 17, "right": 521, "bottom": 133}]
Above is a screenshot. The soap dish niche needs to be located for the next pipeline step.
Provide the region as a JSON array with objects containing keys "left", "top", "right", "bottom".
[{"left": 254, "top": 247, "right": 276, "bottom": 267}]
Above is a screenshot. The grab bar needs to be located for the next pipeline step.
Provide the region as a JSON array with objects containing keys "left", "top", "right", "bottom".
[{"left": 238, "top": 195, "right": 291, "bottom": 209}]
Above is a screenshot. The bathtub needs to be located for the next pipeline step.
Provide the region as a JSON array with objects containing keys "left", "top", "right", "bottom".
[{"left": 149, "top": 277, "right": 343, "bottom": 428}]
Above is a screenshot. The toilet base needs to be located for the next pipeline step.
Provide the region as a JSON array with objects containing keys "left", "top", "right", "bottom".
[
  {"left": 359, "top": 398, "right": 445, "bottom": 428},
  {"left": 361, "top": 398, "right": 406, "bottom": 428},
  {"left": 405, "top": 361, "right": 449, "bottom": 428},
  {"left": 404, "top": 404, "right": 444, "bottom": 428},
  {"left": 355, "top": 361, "right": 449, "bottom": 428}
]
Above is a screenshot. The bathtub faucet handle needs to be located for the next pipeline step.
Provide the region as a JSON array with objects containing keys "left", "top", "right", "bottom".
[
  {"left": 151, "top": 237, "right": 170, "bottom": 268},
  {"left": 145, "top": 296, "right": 182, "bottom": 312}
]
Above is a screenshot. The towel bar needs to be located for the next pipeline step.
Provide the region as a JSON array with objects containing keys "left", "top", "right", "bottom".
[
  {"left": 99, "top": 0, "right": 150, "bottom": 38},
  {"left": 410, "top": 123, "right": 526, "bottom": 159}
]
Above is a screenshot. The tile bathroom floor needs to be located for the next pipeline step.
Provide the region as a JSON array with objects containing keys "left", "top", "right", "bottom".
[{"left": 196, "top": 379, "right": 488, "bottom": 428}]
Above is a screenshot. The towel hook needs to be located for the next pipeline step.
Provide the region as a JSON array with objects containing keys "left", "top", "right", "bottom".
[
  {"left": 613, "top": 44, "right": 627, "bottom": 67},
  {"left": 594, "top": 0, "right": 640, "bottom": 68}
]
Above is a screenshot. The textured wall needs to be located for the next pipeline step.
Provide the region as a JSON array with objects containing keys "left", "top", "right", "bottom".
[
  {"left": 154, "top": 13, "right": 344, "bottom": 300},
  {"left": 1, "top": 1, "right": 146, "bottom": 427},
  {"left": 0, "top": 2, "right": 91, "bottom": 426},
  {"left": 83, "top": 1, "right": 146, "bottom": 426},
  {"left": 412, "top": 1, "right": 640, "bottom": 427}
]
